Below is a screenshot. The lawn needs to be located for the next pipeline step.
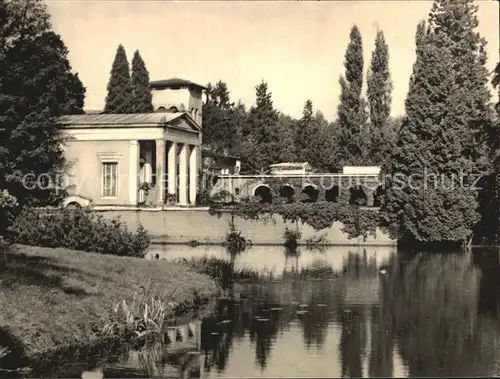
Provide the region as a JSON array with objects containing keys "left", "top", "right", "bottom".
[{"left": 0, "top": 244, "right": 219, "bottom": 359}]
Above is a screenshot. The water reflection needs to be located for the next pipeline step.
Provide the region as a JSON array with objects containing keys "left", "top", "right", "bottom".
[
  {"left": 79, "top": 246, "right": 500, "bottom": 378},
  {"left": 148, "top": 244, "right": 395, "bottom": 277}
]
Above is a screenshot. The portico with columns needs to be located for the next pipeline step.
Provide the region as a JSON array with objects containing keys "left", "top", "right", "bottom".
[
  {"left": 59, "top": 111, "right": 202, "bottom": 208},
  {"left": 57, "top": 77, "right": 206, "bottom": 209}
]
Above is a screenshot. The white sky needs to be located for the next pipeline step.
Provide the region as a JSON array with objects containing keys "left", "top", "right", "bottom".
[{"left": 47, "top": 0, "right": 499, "bottom": 120}]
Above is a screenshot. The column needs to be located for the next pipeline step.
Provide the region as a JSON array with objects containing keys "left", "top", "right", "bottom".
[
  {"left": 167, "top": 141, "right": 177, "bottom": 203},
  {"left": 194, "top": 320, "right": 202, "bottom": 350},
  {"left": 200, "top": 353, "right": 205, "bottom": 379},
  {"left": 189, "top": 145, "right": 199, "bottom": 205},
  {"left": 128, "top": 140, "right": 139, "bottom": 205},
  {"left": 366, "top": 188, "right": 374, "bottom": 207},
  {"left": 180, "top": 323, "right": 190, "bottom": 342},
  {"left": 168, "top": 327, "right": 177, "bottom": 347},
  {"left": 156, "top": 139, "right": 165, "bottom": 205},
  {"left": 179, "top": 143, "right": 189, "bottom": 205}
]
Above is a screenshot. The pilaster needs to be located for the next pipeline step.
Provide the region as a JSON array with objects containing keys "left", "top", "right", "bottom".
[{"left": 128, "top": 140, "right": 139, "bottom": 205}]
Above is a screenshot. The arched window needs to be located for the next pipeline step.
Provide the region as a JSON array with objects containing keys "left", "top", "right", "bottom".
[
  {"left": 254, "top": 185, "right": 272, "bottom": 204},
  {"left": 301, "top": 185, "right": 319, "bottom": 203}
]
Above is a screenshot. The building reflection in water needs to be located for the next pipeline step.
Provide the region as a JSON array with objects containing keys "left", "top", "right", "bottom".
[{"left": 94, "top": 246, "right": 500, "bottom": 378}]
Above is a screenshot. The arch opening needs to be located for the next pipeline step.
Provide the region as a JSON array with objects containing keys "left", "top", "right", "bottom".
[
  {"left": 66, "top": 202, "right": 82, "bottom": 209},
  {"left": 301, "top": 185, "right": 319, "bottom": 203},
  {"left": 168, "top": 106, "right": 179, "bottom": 113},
  {"left": 254, "top": 185, "right": 273, "bottom": 204},
  {"left": 325, "top": 185, "right": 340, "bottom": 202},
  {"left": 279, "top": 185, "right": 295, "bottom": 202},
  {"left": 349, "top": 185, "right": 367, "bottom": 205},
  {"left": 157, "top": 106, "right": 167, "bottom": 112}
]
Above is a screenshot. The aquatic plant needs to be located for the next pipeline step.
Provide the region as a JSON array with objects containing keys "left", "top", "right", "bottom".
[
  {"left": 102, "top": 278, "right": 178, "bottom": 340},
  {"left": 299, "top": 260, "right": 337, "bottom": 279},
  {"left": 305, "top": 234, "right": 328, "bottom": 249},
  {"left": 283, "top": 226, "right": 302, "bottom": 249},
  {"left": 179, "top": 256, "right": 260, "bottom": 288},
  {"left": 224, "top": 218, "right": 247, "bottom": 254}
]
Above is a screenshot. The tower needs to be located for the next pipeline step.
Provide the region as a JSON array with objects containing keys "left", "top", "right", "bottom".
[{"left": 150, "top": 78, "right": 205, "bottom": 126}]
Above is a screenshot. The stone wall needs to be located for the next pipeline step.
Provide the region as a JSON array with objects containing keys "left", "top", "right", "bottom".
[{"left": 97, "top": 209, "right": 395, "bottom": 245}]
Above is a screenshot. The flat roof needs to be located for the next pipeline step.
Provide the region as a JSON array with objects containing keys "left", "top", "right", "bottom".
[
  {"left": 58, "top": 112, "right": 191, "bottom": 127},
  {"left": 269, "top": 162, "right": 310, "bottom": 168},
  {"left": 150, "top": 78, "right": 206, "bottom": 91}
]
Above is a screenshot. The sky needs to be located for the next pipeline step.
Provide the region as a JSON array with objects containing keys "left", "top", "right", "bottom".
[{"left": 46, "top": 0, "right": 499, "bottom": 121}]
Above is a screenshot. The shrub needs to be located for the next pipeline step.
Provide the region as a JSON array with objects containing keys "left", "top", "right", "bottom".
[
  {"left": 0, "top": 190, "right": 20, "bottom": 238},
  {"left": 6, "top": 207, "right": 150, "bottom": 257},
  {"left": 196, "top": 189, "right": 211, "bottom": 205}
]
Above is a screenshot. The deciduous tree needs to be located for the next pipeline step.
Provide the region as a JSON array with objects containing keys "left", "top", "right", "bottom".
[
  {"left": 202, "top": 81, "right": 239, "bottom": 154},
  {"left": 0, "top": 0, "right": 86, "bottom": 206}
]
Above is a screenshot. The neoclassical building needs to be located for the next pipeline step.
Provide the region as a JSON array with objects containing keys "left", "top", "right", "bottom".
[{"left": 59, "top": 78, "right": 205, "bottom": 208}]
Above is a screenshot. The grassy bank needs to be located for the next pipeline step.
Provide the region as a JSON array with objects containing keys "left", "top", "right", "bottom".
[{"left": 0, "top": 244, "right": 219, "bottom": 365}]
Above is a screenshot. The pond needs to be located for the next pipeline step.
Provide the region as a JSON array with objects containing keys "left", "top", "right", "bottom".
[{"left": 59, "top": 246, "right": 500, "bottom": 377}]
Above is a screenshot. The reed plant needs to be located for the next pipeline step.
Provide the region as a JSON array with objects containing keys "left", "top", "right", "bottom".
[
  {"left": 102, "top": 278, "right": 178, "bottom": 341},
  {"left": 177, "top": 256, "right": 260, "bottom": 288},
  {"left": 225, "top": 219, "right": 247, "bottom": 254},
  {"left": 283, "top": 226, "right": 301, "bottom": 249}
]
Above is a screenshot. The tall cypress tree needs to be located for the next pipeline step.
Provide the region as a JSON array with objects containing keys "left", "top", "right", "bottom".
[
  {"left": 366, "top": 30, "right": 392, "bottom": 165},
  {"left": 131, "top": 50, "right": 153, "bottom": 113},
  {"left": 381, "top": 0, "right": 493, "bottom": 244},
  {"left": 336, "top": 25, "right": 369, "bottom": 167},
  {"left": 104, "top": 44, "right": 133, "bottom": 113}
]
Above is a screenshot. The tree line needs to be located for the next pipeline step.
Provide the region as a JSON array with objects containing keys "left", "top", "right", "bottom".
[
  {"left": 101, "top": 25, "right": 396, "bottom": 173},
  {"left": 1, "top": 0, "right": 500, "bottom": 246},
  {"left": 202, "top": 26, "right": 397, "bottom": 173},
  {"left": 203, "top": 0, "right": 500, "bottom": 246}
]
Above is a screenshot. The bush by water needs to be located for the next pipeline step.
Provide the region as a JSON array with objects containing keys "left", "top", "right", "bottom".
[{"left": 7, "top": 208, "right": 150, "bottom": 257}]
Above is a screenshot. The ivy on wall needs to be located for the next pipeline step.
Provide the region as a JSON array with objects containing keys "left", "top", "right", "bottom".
[{"left": 209, "top": 200, "right": 383, "bottom": 240}]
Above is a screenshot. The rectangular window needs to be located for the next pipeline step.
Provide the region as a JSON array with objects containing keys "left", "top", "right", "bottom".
[{"left": 102, "top": 162, "right": 118, "bottom": 197}]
